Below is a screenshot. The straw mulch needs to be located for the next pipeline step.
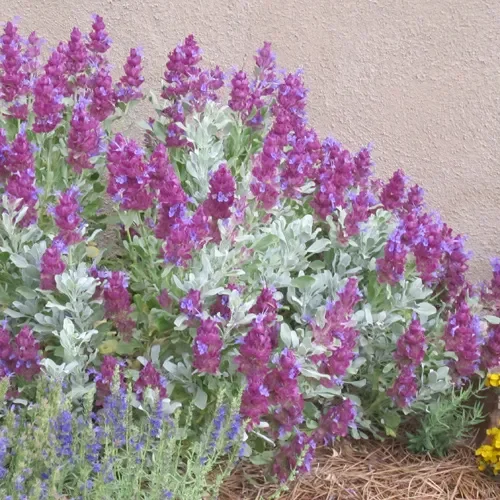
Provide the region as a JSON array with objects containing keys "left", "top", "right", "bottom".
[{"left": 220, "top": 440, "right": 500, "bottom": 500}]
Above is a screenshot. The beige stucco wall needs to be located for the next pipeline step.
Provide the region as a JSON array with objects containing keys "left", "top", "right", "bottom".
[{"left": 3, "top": 0, "right": 500, "bottom": 279}]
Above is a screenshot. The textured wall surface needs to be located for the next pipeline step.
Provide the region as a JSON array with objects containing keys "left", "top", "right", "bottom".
[{"left": 3, "top": 0, "right": 500, "bottom": 279}]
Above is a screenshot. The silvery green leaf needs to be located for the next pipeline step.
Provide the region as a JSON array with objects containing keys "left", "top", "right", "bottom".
[
  {"left": 428, "top": 380, "right": 448, "bottom": 392},
  {"left": 46, "top": 302, "right": 67, "bottom": 311},
  {"left": 86, "top": 229, "right": 102, "bottom": 243},
  {"left": 249, "top": 449, "right": 274, "bottom": 465},
  {"left": 386, "top": 314, "right": 404, "bottom": 325},
  {"left": 414, "top": 302, "right": 437, "bottom": 317},
  {"left": 172, "top": 274, "right": 186, "bottom": 292},
  {"left": 436, "top": 366, "right": 449, "bottom": 380},
  {"left": 10, "top": 254, "right": 29, "bottom": 268},
  {"left": 251, "top": 430, "right": 275, "bottom": 446},
  {"left": 4, "top": 308, "right": 24, "bottom": 318},
  {"left": 137, "top": 119, "right": 153, "bottom": 130},
  {"left": 346, "top": 379, "right": 366, "bottom": 388},
  {"left": 163, "top": 358, "right": 178, "bottom": 374},
  {"left": 407, "top": 278, "right": 432, "bottom": 300},
  {"left": 287, "top": 292, "right": 303, "bottom": 309},
  {"left": 12, "top": 399, "right": 28, "bottom": 406},
  {"left": 485, "top": 315, "right": 500, "bottom": 325},
  {"left": 162, "top": 399, "right": 182, "bottom": 415},
  {"left": 306, "top": 239, "right": 330, "bottom": 254},
  {"left": 152, "top": 121, "right": 166, "bottom": 142},
  {"left": 233, "top": 234, "right": 253, "bottom": 244},
  {"left": 193, "top": 387, "right": 208, "bottom": 410},
  {"left": 339, "top": 253, "right": 351, "bottom": 268},
  {"left": 148, "top": 89, "right": 161, "bottom": 110},
  {"left": 137, "top": 356, "right": 148, "bottom": 367},
  {"left": 349, "top": 356, "right": 367, "bottom": 371},
  {"left": 40, "top": 358, "right": 59, "bottom": 373},
  {"left": 143, "top": 387, "right": 158, "bottom": 407},
  {"left": 65, "top": 361, "right": 80, "bottom": 373},
  {"left": 13, "top": 206, "right": 29, "bottom": 226},
  {"left": 62, "top": 318, "right": 75, "bottom": 335},
  {"left": 204, "top": 287, "right": 225, "bottom": 297},
  {"left": 297, "top": 344, "right": 307, "bottom": 356},
  {"left": 364, "top": 305, "right": 373, "bottom": 325},
  {"left": 68, "top": 385, "right": 94, "bottom": 400},
  {"left": 312, "top": 386, "right": 342, "bottom": 398},
  {"left": 382, "top": 362, "right": 396, "bottom": 374},
  {"left": 280, "top": 323, "right": 293, "bottom": 347},
  {"left": 252, "top": 234, "right": 279, "bottom": 251},
  {"left": 346, "top": 266, "right": 362, "bottom": 275},
  {"left": 301, "top": 367, "right": 331, "bottom": 380},
  {"left": 309, "top": 260, "right": 325, "bottom": 271},
  {"left": 16, "top": 286, "right": 38, "bottom": 300},
  {"left": 151, "top": 344, "right": 161, "bottom": 365},
  {"left": 131, "top": 399, "right": 144, "bottom": 411},
  {"left": 174, "top": 315, "right": 188, "bottom": 329},
  {"left": 291, "top": 276, "right": 315, "bottom": 288},
  {"left": 119, "top": 211, "right": 141, "bottom": 230},
  {"left": 290, "top": 330, "right": 300, "bottom": 349},
  {"left": 353, "top": 310, "right": 365, "bottom": 323}
]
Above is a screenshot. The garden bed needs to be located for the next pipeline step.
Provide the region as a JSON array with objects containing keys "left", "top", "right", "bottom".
[
  {"left": 2, "top": 13, "right": 500, "bottom": 499},
  {"left": 222, "top": 441, "right": 500, "bottom": 500}
]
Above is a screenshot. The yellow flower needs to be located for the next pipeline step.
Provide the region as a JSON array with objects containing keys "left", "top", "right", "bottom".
[
  {"left": 86, "top": 244, "right": 99, "bottom": 259},
  {"left": 486, "top": 373, "right": 500, "bottom": 387},
  {"left": 476, "top": 445, "right": 495, "bottom": 460},
  {"left": 99, "top": 339, "right": 119, "bottom": 355},
  {"left": 486, "top": 427, "right": 500, "bottom": 437}
]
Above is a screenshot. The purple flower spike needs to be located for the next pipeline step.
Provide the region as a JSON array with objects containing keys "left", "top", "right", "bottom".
[
  {"left": 68, "top": 100, "right": 102, "bottom": 173},
  {"left": 52, "top": 186, "right": 83, "bottom": 245},
  {"left": 387, "top": 365, "right": 418, "bottom": 407},
  {"left": 443, "top": 294, "right": 481, "bottom": 380},
  {"left": 106, "top": 134, "right": 152, "bottom": 211},
  {"left": 5, "top": 131, "right": 38, "bottom": 226},
  {"left": 311, "top": 278, "right": 361, "bottom": 388},
  {"left": 380, "top": 169, "right": 407, "bottom": 212},
  {"left": 87, "top": 15, "right": 111, "bottom": 54},
  {"left": 193, "top": 319, "right": 223, "bottom": 374},
  {"left": 394, "top": 317, "right": 427, "bottom": 367},
  {"left": 116, "top": 47, "right": 144, "bottom": 103},
  {"left": 40, "top": 243, "right": 66, "bottom": 290},
  {"left": 102, "top": 271, "right": 135, "bottom": 339},
  {"left": 0, "top": 21, "right": 28, "bottom": 103},
  {"left": 314, "top": 398, "right": 356, "bottom": 445},
  {"left": 89, "top": 68, "right": 115, "bottom": 121},
  {"left": 203, "top": 164, "right": 236, "bottom": 220},
  {"left": 376, "top": 229, "right": 408, "bottom": 286},
  {"left": 134, "top": 362, "right": 167, "bottom": 400},
  {"left": 65, "top": 27, "right": 88, "bottom": 76},
  {"left": 179, "top": 289, "right": 202, "bottom": 319},
  {"left": 272, "top": 431, "right": 316, "bottom": 483}
]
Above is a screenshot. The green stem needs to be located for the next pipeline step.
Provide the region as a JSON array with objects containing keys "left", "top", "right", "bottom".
[{"left": 365, "top": 392, "right": 386, "bottom": 417}]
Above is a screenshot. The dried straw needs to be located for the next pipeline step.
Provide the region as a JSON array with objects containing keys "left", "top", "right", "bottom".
[{"left": 220, "top": 440, "right": 500, "bottom": 500}]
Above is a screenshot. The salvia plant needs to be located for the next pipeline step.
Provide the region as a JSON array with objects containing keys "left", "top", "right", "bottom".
[{"left": 0, "top": 14, "right": 498, "bottom": 491}]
